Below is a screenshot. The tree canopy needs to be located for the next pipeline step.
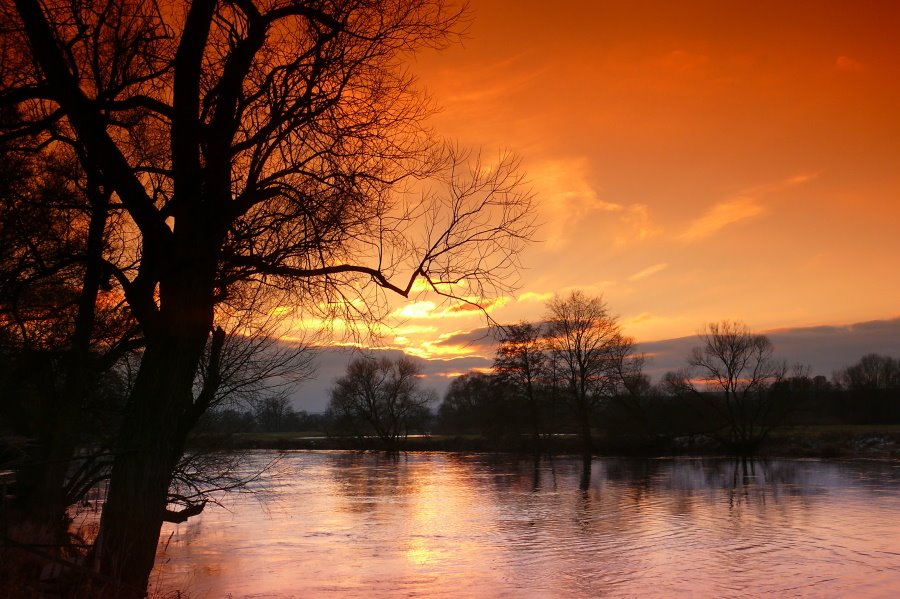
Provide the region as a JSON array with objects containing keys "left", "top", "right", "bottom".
[{"left": 0, "top": 1, "right": 534, "bottom": 594}]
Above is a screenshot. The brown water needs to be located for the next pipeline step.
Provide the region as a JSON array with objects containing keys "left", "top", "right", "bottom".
[{"left": 147, "top": 452, "right": 900, "bottom": 598}]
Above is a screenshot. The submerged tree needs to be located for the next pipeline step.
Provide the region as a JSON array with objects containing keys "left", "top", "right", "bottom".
[
  {"left": 494, "top": 321, "right": 546, "bottom": 451},
  {"left": 2, "top": 0, "right": 534, "bottom": 594},
  {"left": 327, "top": 355, "right": 434, "bottom": 450},
  {"left": 544, "top": 291, "right": 639, "bottom": 456},
  {"left": 677, "top": 321, "right": 788, "bottom": 450}
]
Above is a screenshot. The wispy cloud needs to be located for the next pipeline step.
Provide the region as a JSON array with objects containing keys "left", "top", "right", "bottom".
[
  {"left": 529, "top": 157, "right": 659, "bottom": 250},
  {"left": 390, "top": 297, "right": 510, "bottom": 321},
  {"left": 678, "top": 197, "right": 764, "bottom": 242},
  {"left": 835, "top": 56, "right": 867, "bottom": 73},
  {"left": 517, "top": 291, "right": 554, "bottom": 303},
  {"left": 628, "top": 263, "right": 669, "bottom": 282},
  {"left": 678, "top": 172, "right": 819, "bottom": 243}
]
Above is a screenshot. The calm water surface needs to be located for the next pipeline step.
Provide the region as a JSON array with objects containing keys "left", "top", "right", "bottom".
[{"left": 148, "top": 452, "right": 900, "bottom": 598}]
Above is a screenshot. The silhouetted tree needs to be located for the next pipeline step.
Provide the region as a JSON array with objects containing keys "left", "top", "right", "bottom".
[
  {"left": 494, "top": 322, "right": 547, "bottom": 451},
  {"left": 254, "top": 395, "right": 293, "bottom": 432},
  {"left": 833, "top": 354, "right": 900, "bottom": 423},
  {"left": 677, "top": 321, "right": 788, "bottom": 451},
  {"left": 0, "top": 144, "right": 138, "bottom": 542},
  {"left": 436, "top": 371, "right": 519, "bottom": 441},
  {"left": 2, "top": 0, "right": 534, "bottom": 593},
  {"left": 544, "top": 291, "right": 638, "bottom": 456},
  {"left": 327, "top": 356, "right": 434, "bottom": 450},
  {"left": 834, "top": 354, "right": 900, "bottom": 391}
]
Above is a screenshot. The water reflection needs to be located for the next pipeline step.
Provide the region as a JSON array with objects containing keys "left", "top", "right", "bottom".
[{"left": 151, "top": 453, "right": 900, "bottom": 598}]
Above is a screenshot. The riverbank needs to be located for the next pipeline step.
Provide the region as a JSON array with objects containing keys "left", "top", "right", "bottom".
[{"left": 190, "top": 424, "right": 900, "bottom": 459}]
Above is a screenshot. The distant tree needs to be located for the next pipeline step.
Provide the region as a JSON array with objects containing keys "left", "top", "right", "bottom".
[
  {"left": 254, "top": 395, "right": 293, "bottom": 433},
  {"left": 834, "top": 354, "right": 900, "bottom": 391},
  {"left": 197, "top": 408, "right": 255, "bottom": 434},
  {"left": 833, "top": 354, "right": 900, "bottom": 424},
  {"left": 679, "top": 321, "right": 788, "bottom": 451},
  {"left": 327, "top": 356, "right": 434, "bottom": 450},
  {"left": 603, "top": 337, "right": 654, "bottom": 436},
  {"left": 544, "top": 291, "right": 639, "bottom": 456},
  {"left": 436, "top": 372, "right": 483, "bottom": 434},
  {"left": 494, "top": 322, "right": 547, "bottom": 451},
  {"left": 436, "top": 371, "right": 517, "bottom": 441}
]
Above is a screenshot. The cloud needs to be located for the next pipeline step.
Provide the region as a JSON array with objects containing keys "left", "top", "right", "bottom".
[
  {"left": 660, "top": 50, "right": 712, "bottom": 73},
  {"left": 835, "top": 56, "right": 867, "bottom": 73},
  {"left": 677, "top": 196, "right": 764, "bottom": 242},
  {"left": 528, "top": 157, "right": 658, "bottom": 250},
  {"left": 628, "top": 263, "right": 669, "bottom": 282},
  {"left": 390, "top": 297, "right": 509, "bottom": 320},
  {"left": 517, "top": 291, "right": 554, "bottom": 303},
  {"left": 623, "top": 312, "right": 657, "bottom": 326},
  {"left": 739, "top": 172, "right": 820, "bottom": 195},
  {"left": 676, "top": 171, "right": 819, "bottom": 243},
  {"left": 637, "top": 317, "right": 900, "bottom": 384},
  {"left": 615, "top": 204, "right": 659, "bottom": 246},
  {"left": 436, "top": 53, "right": 548, "bottom": 114},
  {"left": 418, "top": 326, "right": 497, "bottom": 358},
  {"left": 782, "top": 173, "right": 819, "bottom": 186}
]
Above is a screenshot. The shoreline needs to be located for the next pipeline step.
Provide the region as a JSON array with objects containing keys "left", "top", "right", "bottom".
[{"left": 189, "top": 425, "right": 900, "bottom": 460}]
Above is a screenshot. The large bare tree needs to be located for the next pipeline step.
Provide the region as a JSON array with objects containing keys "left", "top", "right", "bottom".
[
  {"left": 544, "top": 291, "right": 638, "bottom": 456},
  {"left": 327, "top": 355, "right": 433, "bottom": 450},
  {"left": 1, "top": 0, "right": 534, "bottom": 594},
  {"left": 681, "top": 320, "right": 787, "bottom": 450}
]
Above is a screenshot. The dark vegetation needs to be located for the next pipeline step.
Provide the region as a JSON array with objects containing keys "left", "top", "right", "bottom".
[
  {"left": 196, "top": 310, "right": 900, "bottom": 459},
  {"left": 0, "top": 0, "right": 535, "bottom": 595}
]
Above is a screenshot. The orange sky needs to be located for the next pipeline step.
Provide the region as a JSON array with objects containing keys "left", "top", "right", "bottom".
[{"left": 285, "top": 1, "right": 900, "bottom": 378}]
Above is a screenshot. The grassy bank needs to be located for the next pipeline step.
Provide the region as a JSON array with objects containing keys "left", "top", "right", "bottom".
[{"left": 190, "top": 425, "right": 900, "bottom": 458}]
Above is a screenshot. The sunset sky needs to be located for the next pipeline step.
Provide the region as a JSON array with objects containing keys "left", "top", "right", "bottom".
[{"left": 293, "top": 1, "right": 900, "bottom": 407}]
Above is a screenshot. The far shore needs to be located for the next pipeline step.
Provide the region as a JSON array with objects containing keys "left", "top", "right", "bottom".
[{"left": 189, "top": 424, "right": 900, "bottom": 460}]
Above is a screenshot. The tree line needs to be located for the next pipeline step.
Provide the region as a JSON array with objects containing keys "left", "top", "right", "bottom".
[{"left": 310, "top": 294, "right": 900, "bottom": 454}]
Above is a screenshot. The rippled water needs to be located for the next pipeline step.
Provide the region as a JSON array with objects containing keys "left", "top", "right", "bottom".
[{"left": 148, "top": 452, "right": 900, "bottom": 598}]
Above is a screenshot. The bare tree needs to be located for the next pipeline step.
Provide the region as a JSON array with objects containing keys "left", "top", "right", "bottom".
[
  {"left": 684, "top": 321, "right": 787, "bottom": 450},
  {"left": 544, "top": 291, "right": 637, "bottom": 456},
  {"left": 832, "top": 353, "right": 900, "bottom": 423},
  {"left": 2, "top": 0, "right": 534, "bottom": 593},
  {"left": 0, "top": 144, "right": 140, "bottom": 541},
  {"left": 606, "top": 336, "right": 653, "bottom": 435},
  {"left": 327, "top": 355, "right": 434, "bottom": 450},
  {"left": 834, "top": 353, "right": 900, "bottom": 391},
  {"left": 494, "top": 321, "right": 546, "bottom": 452}
]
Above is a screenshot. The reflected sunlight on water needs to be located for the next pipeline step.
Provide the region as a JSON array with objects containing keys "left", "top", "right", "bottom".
[{"left": 149, "top": 452, "right": 900, "bottom": 598}]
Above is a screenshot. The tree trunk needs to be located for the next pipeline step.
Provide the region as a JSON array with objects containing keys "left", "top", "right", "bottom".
[
  {"left": 579, "top": 453, "right": 592, "bottom": 491},
  {"left": 90, "top": 341, "right": 199, "bottom": 596},
  {"left": 91, "top": 295, "right": 211, "bottom": 596},
  {"left": 526, "top": 383, "right": 541, "bottom": 456},
  {"left": 577, "top": 398, "right": 593, "bottom": 458}
]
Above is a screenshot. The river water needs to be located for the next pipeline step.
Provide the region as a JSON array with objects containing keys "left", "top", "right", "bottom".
[{"left": 147, "top": 451, "right": 900, "bottom": 598}]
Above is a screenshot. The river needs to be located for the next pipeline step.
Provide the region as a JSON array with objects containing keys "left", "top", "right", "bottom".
[{"left": 141, "top": 451, "right": 900, "bottom": 598}]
